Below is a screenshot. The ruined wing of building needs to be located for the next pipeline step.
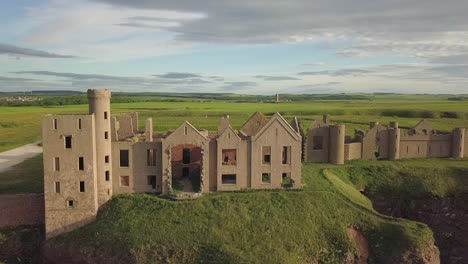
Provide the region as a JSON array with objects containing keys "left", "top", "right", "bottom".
[{"left": 42, "top": 89, "right": 467, "bottom": 239}]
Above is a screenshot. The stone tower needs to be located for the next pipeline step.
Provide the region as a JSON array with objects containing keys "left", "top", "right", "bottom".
[
  {"left": 452, "top": 128, "right": 465, "bottom": 158},
  {"left": 388, "top": 121, "right": 400, "bottom": 160},
  {"left": 87, "top": 89, "right": 113, "bottom": 206},
  {"left": 329, "top": 124, "right": 345, "bottom": 164},
  {"left": 42, "top": 113, "right": 99, "bottom": 238}
]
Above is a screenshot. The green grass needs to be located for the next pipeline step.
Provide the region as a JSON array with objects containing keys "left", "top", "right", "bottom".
[
  {"left": 0, "top": 225, "right": 44, "bottom": 263},
  {"left": 1, "top": 94, "right": 468, "bottom": 152},
  {"left": 49, "top": 161, "right": 445, "bottom": 264},
  {"left": 0, "top": 154, "right": 43, "bottom": 194},
  {"left": 331, "top": 158, "right": 468, "bottom": 199}
]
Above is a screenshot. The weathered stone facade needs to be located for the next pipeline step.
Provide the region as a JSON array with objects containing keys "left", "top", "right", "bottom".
[
  {"left": 42, "top": 89, "right": 302, "bottom": 238},
  {"left": 305, "top": 115, "right": 467, "bottom": 164},
  {"left": 42, "top": 89, "right": 467, "bottom": 239}
]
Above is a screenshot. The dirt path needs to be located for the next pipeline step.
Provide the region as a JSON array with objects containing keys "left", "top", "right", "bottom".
[{"left": 0, "top": 142, "right": 42, "bottom": 173}]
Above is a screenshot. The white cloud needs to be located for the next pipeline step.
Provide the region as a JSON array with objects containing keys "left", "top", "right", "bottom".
[{"left": 18, "top": 0, "right": 204, "bottom": 61}]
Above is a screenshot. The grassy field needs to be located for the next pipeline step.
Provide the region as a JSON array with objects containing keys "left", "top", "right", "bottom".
[
  {"left": 46, "top": 160, "right": 452, "bottom": 264},
  {"left": 1, "top": 94, "right": 468, "bottom": 152},
  {"left": 331, "top": 158, "right": 468, "bottom": 199},
  {"left": 0, "top": 154, "right": 43, "bottom": 194}
]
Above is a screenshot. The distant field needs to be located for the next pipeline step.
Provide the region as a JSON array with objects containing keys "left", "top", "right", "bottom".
[{"left": 1, "top": 94, "right": 468, "bottom": 152}]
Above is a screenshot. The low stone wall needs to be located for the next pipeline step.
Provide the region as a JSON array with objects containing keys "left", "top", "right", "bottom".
[
  {"left": 0, "top": 194, "right": 44, "bottom": 227},
  {"left": 344, "top": 142, "right": 362, "bottom": 160}
]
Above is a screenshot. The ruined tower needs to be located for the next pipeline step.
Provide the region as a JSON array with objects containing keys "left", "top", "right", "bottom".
[
  {"left": 388, "top": 121, "right": 400, "bottom": 160},
  {"left": 329, "top": 124, "right": 345, "bottom": 164},
  {"left": 87, "top": 89, "right": 113, "bottom": 206},
  {"left": 452, "top": 128, "right": 465, "bottom": 158}
]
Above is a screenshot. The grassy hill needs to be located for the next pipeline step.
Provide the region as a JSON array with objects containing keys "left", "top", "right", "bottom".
[{"left": 46, "top": 161, "right": 444, "bottom": 264}]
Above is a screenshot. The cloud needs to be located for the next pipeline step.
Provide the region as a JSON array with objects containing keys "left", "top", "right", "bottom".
[
  {"left": 299, "top": 62, "right": 325, "bottom": 67},
  {"left": 12, "top": 71, "right": 136, "bottom": 81},
  {"left": 335, "top": 50, "right": 375, "bottom": 58},
  {"left": 253, "top": 75, "right": 301, "bottom": 81},
  {"left": 298, "top": 69, "right": 372, "bottom": 76},
  {"left": 427, "top": 65, "right": 468, "bottom": 78},
  {"left": 93, "top": 0, "right": 468, "bottom": 48},
  {"left": 0, "top": 43, "right": 76, "bottom": 58},
  {"left": 219, "top": 81, "right": 257, "bottom": 91},
  {"left": 289, "top": 82, "right": 341, "bottom": 94},
  {"left": 154, "top": 72, "right": 202, "bottom": 79},
  {"left": 6, "top": 70, "right": 218, "bottom": 93},
  {"left": 429, "top": 53, "right": 468, "bottom": 65},
  {"left": 0, "top": 76, "right": 39, "bottom": 82}
]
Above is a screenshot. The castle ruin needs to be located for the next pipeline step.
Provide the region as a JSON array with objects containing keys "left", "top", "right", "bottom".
[
  {"left": 42, "top": 89, "right": 302, "bottom": 238},
  {"left": 42, "top": 89, "right": 467, "bottom": 238}
]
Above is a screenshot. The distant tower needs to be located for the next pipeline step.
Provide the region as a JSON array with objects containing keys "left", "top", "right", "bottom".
[
  {"left": 388, "top": 121, "right": 400, "bottom": 160},
  {"left": 329, "top": 124, "right": 345, "bottom": 164},
  {"left": 276, "top": 93, "right": 280, "bottom": 103},
  {"left": 452, "top": 128, "right": 465, "bottom": 158},
  {"left": 87, "top": 89, "right": 113, "bottom": 206}
]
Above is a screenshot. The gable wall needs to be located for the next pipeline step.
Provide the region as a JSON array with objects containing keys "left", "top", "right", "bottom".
[
  {"left": 161, "top": 123, "right": 211, "bottom": 194},
  {"left": 251, "top": 120, "right": 301, "bottom": 189},
  {"left": 216, "top": 129, "right": 249, "bottom": 191}
]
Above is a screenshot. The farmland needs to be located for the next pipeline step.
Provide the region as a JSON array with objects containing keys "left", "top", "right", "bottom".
[{"left": 1, "top": 93, "right": 468, "bottom": 153}]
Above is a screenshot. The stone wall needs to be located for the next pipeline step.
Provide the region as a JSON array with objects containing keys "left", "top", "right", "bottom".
[
  {"left": 344, "top": 142, "right": 362, "bottom": 160},
  {"left": 0, "top": 194, "right": 44, "bottom": 227}
]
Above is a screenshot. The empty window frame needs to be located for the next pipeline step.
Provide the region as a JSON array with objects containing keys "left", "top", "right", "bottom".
[
  {"left": 282, "top": 172, "right": 293, "bottom": 187},
  {"left": 55, "top": 182, "right": 60, "bottom": 193},
  {"left": 282, "top": 146, "right": 291, "bottom": 164},
  {"left": 53, "top": 119, "right": 58, "bottom": 129},
  {"left": 54, "top": 157, "right": 60, "bottom": 171},
  {"left": 222, "top": 174, "right": 237, "bottom": 184},
  {"left": 182, "top": 167, "right": 189, "bottom": 177},
  {"left": 313, "top": 136, "right": 323, "bottom": 150},
  {"left": 120, "top": 176, "right": 130, "bottom": 187},
  {"left": 78, "top": 157, "right": 84, "bottom": 170},
  {"left": 120, "top": 150, "right": 129, "bottom": 167},
  {"left": 147, "top": 149, "right": 157, "bottom": 166},
  {"left": 104, "top": 111, "right": 108, "bottom": 120},
  {"left": 222, "top": 149, "right": 237, "bottom": 165},
  {"left": 105, "top": 170, "right": 110, "bottom": 181},
  {"left": 65, "top": 136, "right": 72, "bottom": 149},
  {"left": 147, "top": 175, "right": 157, "bottom": 189},
  {"left": 105, "top": 155, "right": 109, "bottom": 163},
  {"left": 262, "top": 173, "right": 271, "bottom": 184},
  {"left": 79, "top": 181, "right": 85, "bottom": 192},
  {"left": 262, "top": 146, "right": 271, "bottom": 164},
  {"left": 104, "top": 131, "right": 108, "bottom": 140},
  {"left": 78, "top": 119, "right": 82, "bottom": 129},
  {"left": 67, "top": 200, "right": 75, "bottom": 208},
  {"left": 182, "top": 148, "right": 191, "bottom": 164}
]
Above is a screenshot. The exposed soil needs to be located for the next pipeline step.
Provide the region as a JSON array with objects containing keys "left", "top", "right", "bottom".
[
  {"left": 367, "top": 193, "right": 468, "bottom": 264},
  {"left": 347, "top": 227, "right": 369, "bottom": 264}
]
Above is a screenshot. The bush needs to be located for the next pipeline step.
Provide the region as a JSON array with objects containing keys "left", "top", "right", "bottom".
[
  {"left": 0, "top": 232, "right": 6, "bottom": 245},
  {"left": 281, "top": 176, "right": 293, "bottom": 188}
]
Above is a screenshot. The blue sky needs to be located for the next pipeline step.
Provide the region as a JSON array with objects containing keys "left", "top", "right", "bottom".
[{"left": 1, "top": 0, "right": 468, "bottom": 94}]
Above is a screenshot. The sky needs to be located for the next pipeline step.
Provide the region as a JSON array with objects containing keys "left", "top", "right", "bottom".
[{"left": 1, "top": 0, "right": 468, "bottom": 94}]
